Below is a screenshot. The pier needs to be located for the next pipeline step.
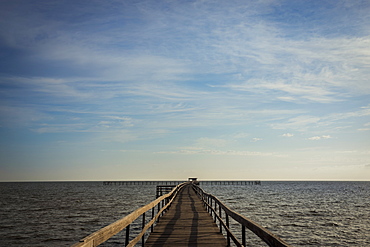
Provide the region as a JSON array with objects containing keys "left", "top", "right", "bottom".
[
  {"left": 145, "top": 184, "right": 226, "bottom": 246},
  {"left": 102, "top": 180, "right": 261, "bottom": 186},
  {"left": 103, "top": 181, "right": 186, "bottom": 185},
  {"left": 72, "top": 179, "right": 290, "bottom": 247}
]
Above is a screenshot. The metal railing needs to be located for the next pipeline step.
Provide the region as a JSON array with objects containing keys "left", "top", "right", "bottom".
[
  {"left": 192, "top": 184, "right": 292, "bottom": 247},
  {"left": 71, "top": 182, "right": 188, "bottom": 247}
]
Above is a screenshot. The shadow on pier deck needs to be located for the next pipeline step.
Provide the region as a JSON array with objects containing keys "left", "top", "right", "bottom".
[{"left": 145, "top": 184, "right": 226, "bottom": 246}]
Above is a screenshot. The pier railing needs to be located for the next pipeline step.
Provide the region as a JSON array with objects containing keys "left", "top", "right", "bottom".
[
  {"left": 192, "top": 184, "right": 291, "bottom": 247},
  {"left": 71, "top": 182, "right": 188, "bottom": 247},
  {"left": 156, "top": 185, "right": 176, "bottom": 198}
]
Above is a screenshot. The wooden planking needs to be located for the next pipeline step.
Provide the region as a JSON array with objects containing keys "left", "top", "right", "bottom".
[{"left": 145, "top": 184, "right": 227, "bottom": 247}]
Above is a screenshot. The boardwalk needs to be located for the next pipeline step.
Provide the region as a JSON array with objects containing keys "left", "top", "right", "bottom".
[
  {"left": 145, "top": 184, "right": 227, "bottom": 247},
  {"left": 72, "top": 181, "right": 290, "bottom": 247}
]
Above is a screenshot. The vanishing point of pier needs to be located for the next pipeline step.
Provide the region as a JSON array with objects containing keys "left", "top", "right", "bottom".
[{"left": 72, "top": 179, "right": 291, "bottom": 247}]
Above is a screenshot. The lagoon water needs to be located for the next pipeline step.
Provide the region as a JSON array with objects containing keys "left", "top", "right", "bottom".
[{"left": 0, "top": 181, "right": 369, "bottom": 246}]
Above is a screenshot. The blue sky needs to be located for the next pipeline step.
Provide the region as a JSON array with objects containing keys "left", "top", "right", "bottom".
[{"left": 0, "top": 0, "right": 369, "bottom": 181}]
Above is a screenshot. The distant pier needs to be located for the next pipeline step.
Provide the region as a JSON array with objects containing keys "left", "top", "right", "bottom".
[
  {"left": 200, "top": 180, "right": 261, "bottom": 185},
  {"left": 103, "top": 181, "right": 186, "bottom": 185},
  {"left": 102, "top": 180, "right": 261, "bottom": 186}
]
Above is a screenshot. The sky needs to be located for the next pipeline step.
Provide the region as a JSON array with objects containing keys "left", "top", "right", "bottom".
[{"left": 0, "top": 0, "right": 369, "bottom": 181}]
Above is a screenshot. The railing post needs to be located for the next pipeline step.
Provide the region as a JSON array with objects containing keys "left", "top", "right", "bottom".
[
  {"left": 202, "top": 192, "right": 205, "bottom": 206},
  {"left": 219, "top": 206, "right": 222, "bottom": 233},
  {"left": 157, "top": 203, "right": 160, "bottom": 222},
  {"left": 125, "top": 224, "right": 130, "bottom": 246},
  {"left": 214, "top": 201, "right": 217, "bottom": 222},
  {"left": 141, "top": 213, "right": 145, "bottom": 247},
  {"left": 242, "top": 225, "right": 246, "bottom": 246},
  {"left": 151, "top": 207, "right": 155, "bottom": 232},
  {"left": 226, "top": 214, "right": 230, "bottom": 246},
  {"left": 161, "top": 200, "right": 164, "bottom": 217}
]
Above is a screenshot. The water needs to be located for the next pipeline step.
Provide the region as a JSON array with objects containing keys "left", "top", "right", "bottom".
[
  {"left": 202, "top": 181, "right": 370, "bottom": 246},
  {"left": 0, "top": 182, "right": 155, "bottom": 246},
  {"left": 0, "top": 181, "right": 369, "bottom": 246}
]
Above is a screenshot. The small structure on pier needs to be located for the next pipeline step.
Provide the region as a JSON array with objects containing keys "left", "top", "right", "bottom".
[{"left": 188, "top": 177, "right": 199, "bottom": 185}]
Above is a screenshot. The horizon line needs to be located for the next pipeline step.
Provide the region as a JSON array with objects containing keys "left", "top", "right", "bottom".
[{"left": 1, "top": 179, "right": 369, "bottom": 182}]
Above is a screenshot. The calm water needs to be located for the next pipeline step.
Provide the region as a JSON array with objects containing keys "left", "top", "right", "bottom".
[{"left": 0, "top": 181, "right": 369, "bottom": 246}]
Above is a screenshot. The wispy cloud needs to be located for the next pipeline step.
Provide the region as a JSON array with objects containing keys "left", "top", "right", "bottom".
[
  {"left": 1, "top": 0, "right": 369, "bottom": 180},
  {"left": 282, "top": 133, "right": 294, "bottom": 137},
  {"left": 271, "top": 115, "right": 321, "bottom": 131},
  {"left": 155, "top": 149, "right": 284, "bottom": 157},
  {"left": 270, "top": 106, "right": 370, "bottom": 132},
  {"left": 307, "top": 135, "right": 332, "bottom": 141},
  {"left": 251, "top": 138, "right": 263, "bottom": 142},
  {"left": 225, "top": 79, "right": 342, "bottom": 103},
  {"left": 193, "top": 137, "right": 230, "bottom": 148}
]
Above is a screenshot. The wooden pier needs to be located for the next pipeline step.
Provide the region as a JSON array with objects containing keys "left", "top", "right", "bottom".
[
  {"left": 145, "top": 184, "right": 227, "bottom": 246},
  {"left": 103, "top": 181, "right": 186, "bottom": 185},
  {"left": 72, "top": 180, "right": 290, "bottom": 247},
  {"left": 103, "top": 180, "right": 261, "bottom": 186}
]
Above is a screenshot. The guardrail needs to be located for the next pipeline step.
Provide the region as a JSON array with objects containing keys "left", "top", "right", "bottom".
[
  {"left": 71, "top": 182, "right": 188, "bottom": 247},
  {"left": 156, "top": 185, "right": 177, "bottom": 198},
  {"left": 192, "top": 184, "right": 292, "bottom": 247}
]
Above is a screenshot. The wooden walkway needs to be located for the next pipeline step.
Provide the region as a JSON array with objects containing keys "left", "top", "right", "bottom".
[{"left": 145, "top": 184, "right": 227, "bottom": 247}]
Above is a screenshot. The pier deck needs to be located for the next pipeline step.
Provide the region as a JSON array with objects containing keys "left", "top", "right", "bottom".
[{"left": 145, "top": 184, "right": 227, "bottom": 247}]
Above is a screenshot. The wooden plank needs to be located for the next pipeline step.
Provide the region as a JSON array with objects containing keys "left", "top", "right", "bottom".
[{"left": 145, "top": 184, "right": 227, "bottom": 247}]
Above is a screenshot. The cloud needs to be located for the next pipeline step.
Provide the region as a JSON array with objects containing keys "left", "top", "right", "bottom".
[
  {"left": 282, "top": 133, "right": 294, "bottom": 137},
  {"left": 233, "top": 132, "right": 249, "bottom": 139},
  {"left": 308, "top": 135, "right": 332, "bottom": 141},
  {"left": 155, "top": 149, "right": 283, "bottom": 157},
  {"left": 358, "top": 122, "right": 370, "bottom": 131},
  {"left": 0, "top": 104, "right": 50, "bottom": 127},
  {"left": 32, "top": 123, "right": 89, "bottom": 133},
  {"left": 322, "top": 135, "right": 332, "bottom": 139},
  {"left": 307, "top": 136, "right": 321, "bottom": 141},
  {"left": 192, "top": 137, "right": 230, "bottom": 149},
  {"left": 226, "top": 79, "right": 342, "bottom": 103},
  {"left": 2, "top": 0, "right": 370, "bottom": 108},
  {"left": 326, "top": 107, "right": 370, "bottom": 121},
  {"left": 213, "top": 25, "right": 370, "bottom": 103},
  {"left": 251, "top": 138, "right": 263, "bottom": 142},
  {"left": 271, "top": 115, "right": 321, "bottom": 130},
  {"left": 4, "top": 0, "right": 369, "bottom": 100},
  {"left": 270, "top": 105, "right": 370, "bottom": 132},
  {"left": 94, "top": 117, "right": 135, "bottom": 130}
]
